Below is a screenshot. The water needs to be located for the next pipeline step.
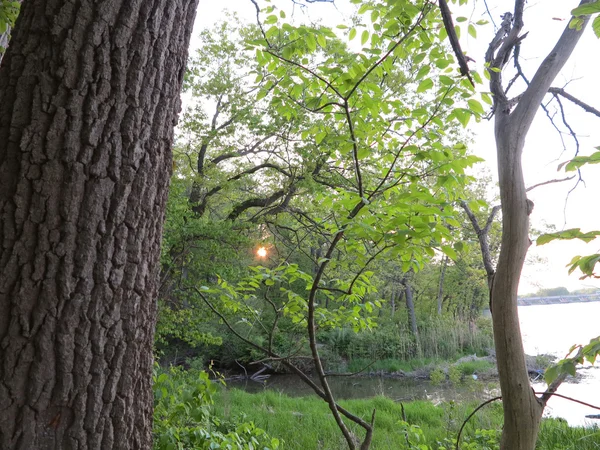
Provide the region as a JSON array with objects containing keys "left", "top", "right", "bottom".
[
  {"left": 519, "top": 302, "right": 600, "bottom": 426},
  {"left": 229, "top": 373, "right": 498, "bottom": 406},
  {"left": 229, "top": 302, "right": 600, "bottom": 426}
]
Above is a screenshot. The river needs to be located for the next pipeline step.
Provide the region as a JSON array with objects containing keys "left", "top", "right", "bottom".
[
  {"left": 229, "top": 302, "right": 600, "bottom": 426},
  {"left": 520, "top": 301, "right": 600, "bottom": 426}
]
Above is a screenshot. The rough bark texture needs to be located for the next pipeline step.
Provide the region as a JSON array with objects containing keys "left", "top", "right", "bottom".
[{"left": 0, "top": 1, "right": 198, "bottom": 449}]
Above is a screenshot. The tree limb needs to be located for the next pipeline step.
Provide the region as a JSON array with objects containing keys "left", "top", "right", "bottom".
[
  {"left": 438, "top": 0, "right": 474, "bottom": 86},
  {"left": 526, "top": 176, "right": 575, "bottom": 192},
  {"left": 548, "top": 87, "right": 600, "bottom": 118}
]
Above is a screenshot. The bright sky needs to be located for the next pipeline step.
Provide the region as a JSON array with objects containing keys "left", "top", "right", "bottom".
[{"left": 191, "top": 1, "right": 600, "bottom": 295}]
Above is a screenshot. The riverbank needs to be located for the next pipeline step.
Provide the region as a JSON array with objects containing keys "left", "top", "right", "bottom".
[
  {"left": 229, "top": 352, "right": 554, "bottom": 385},
  {"left": 214, "top": 387, "right": 600, "bottom": 449}
]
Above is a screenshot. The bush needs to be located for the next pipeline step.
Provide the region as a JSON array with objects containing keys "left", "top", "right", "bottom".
[
  {"left": 153, "top": 366, "right": 280, "bottom": 450},
  {"left": 430, "top": 369, "right": 445, "bottom": 385}
]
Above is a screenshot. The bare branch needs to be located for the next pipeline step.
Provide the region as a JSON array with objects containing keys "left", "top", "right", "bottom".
[
  {"left": 526, "top": 176, "right": 576, "bottom": 193},
  {"left": 548, "top": 87, "right": 600, "bottom": 118},
  {"left": 459, "top": 200, "right": 499, "bottom": 288},
  {"left": 512, "top": 1, "right": 593, "bottom": 134}
]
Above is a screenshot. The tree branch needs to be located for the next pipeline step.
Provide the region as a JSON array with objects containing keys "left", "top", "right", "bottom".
[
  {"left": 512, "top": 1, "right": 593, "bottom": 134},
  {"left": 438, "top": 0, "right": 474, "bottom": 86},
  {"left": 526, "top": 176, "right": 575, "bottom": 192},
  {"left": 548, "top": 87, "right": 600, "bottom": 118}
]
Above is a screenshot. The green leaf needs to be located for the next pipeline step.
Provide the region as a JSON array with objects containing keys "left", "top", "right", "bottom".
[
  {"left": 537, "top": 228, "right": 600, "bottom": 245},
  {"left": 349, "top": 28, "right": 357, "bottom": 41},
  {"left": 317, "top": 34, "right": 326, "bottom": 48},
  {"left": 593, "top": 16, "right": 600, "bottom": 38},
  {"left": 416, "top": 78, "right": 433, "bottom": 93},
  {"left": 544, "top": 365, "right": 559, "bottom": 384},
  {"left": 415, "top": 65, "right": 430, "bottom": 81},
  {"left": 306, "top": 34, "right": 317, "bottom": 52},
  {"left": 572, "top": 1, "right": 600, "bottom": 16},
  {"left": 441, "top": 245, "right": 457, "bottom": 260},
  {"left": 468, "top": 24, "right": 477, "bottom": 38},
  {"left": 560, "top": 149, "right": 600, "bottom": 171},
  {"left": 467, "top": 99, "right": 485, "bottom": 115},
  {"left": 265, "top": 14, "right": 278, "bottom": 25},
  {"left": 361, "top": 30, "right": 369, "bottom": 46}
]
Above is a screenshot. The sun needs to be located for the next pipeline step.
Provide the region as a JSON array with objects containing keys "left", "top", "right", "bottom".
[{"left": 256, "top": 247, "right": 268, "bottom": 258}]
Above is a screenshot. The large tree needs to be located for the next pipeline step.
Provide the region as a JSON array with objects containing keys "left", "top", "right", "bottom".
[{"left": 0, "top": 1, "right": 198, "bottom": 448}]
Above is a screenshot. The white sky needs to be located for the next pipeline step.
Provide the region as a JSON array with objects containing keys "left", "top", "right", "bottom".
[{"left": 191, "top": 0, "right": 600, "bottom": 295}]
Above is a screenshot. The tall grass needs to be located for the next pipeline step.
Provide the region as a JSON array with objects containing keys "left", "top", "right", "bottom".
[
  {"left": 213, "top": 388, "right": 503, "bottom": 449},
  {"left": 320, "top": 316, "right": 493, "bottom": 369},
  {"left": 213, "top": 387, "right": 600, "bottom": 450}
]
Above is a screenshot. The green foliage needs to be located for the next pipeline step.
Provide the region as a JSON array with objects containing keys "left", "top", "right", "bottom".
[
  {"left": 447, "top": 365, "right": 462, "bottom": 385},
  {"left": 429, "top": 368, "right": 445, "bottom": 385},
  {"left": 545, "top": 336, "right": 600, "bottom": 385},
  {"left": 153, "top": 367, "right": 280, "bottom": 450},
  {"left": 572, "top": 1, "right": 600, "bottom": 17},
  {"left": 0, "top": 0, "right": 19, "bottom": 37},
  {"left": 214, "top": 387, "right": 505, "bottom": 450},
  {"left": 320, "top": 318, "right": 493, "bottom": 366},
  {"left": 454, "top": 359, "right": 494, "bottom": 376},
  {"left": 537, "top": 228, "right": 600, "bottom": 246},
  {"left": 559, "top": 148, "right": 600, "bottom": 172},
  {"left": 537, "top": 419, "right": 600, "bottom": 450},
  {"left": 566, "top": 254, "right": 600, "bottom": 279}
]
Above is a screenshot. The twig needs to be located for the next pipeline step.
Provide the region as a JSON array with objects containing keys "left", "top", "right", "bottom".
[
  {"left": 526, "top": 176, "right": 576, "bottom": 192},
  {"left": 455, "top": 396, "right": 502, "bottom": 450}
]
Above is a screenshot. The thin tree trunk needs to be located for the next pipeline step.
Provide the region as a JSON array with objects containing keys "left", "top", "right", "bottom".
[
  {"left": 400, "top": 275, "right": 419, "bottom": 350},
  {"left": 436, "top": 255, "right": 448, "bottom": 315},
  {"left": 0, "top": 1, "right": 198, "bottom": 449},
  {"left": 485, "top": 2, "right": 592, "bottom": 448}
]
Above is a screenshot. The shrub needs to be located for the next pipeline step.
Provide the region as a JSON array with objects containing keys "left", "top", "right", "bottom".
[
  {"left": 153, "top": 366, "right": 280, "bottom": 450},
  {"left": 430, "top": 369, "right": 446, "bottom": 385}
]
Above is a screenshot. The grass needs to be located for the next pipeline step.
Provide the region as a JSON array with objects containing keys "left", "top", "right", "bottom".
[
  {"left": 454, "top": 359, "right": 496, "bottom": 376},
  {"left": 214, "top": 388, "right": 504, "bottom": 449},
  {"left": 213, "top": 387, "right": 600, "bottom": 450},
  {"left": 537, "top": 419, "right": 600, "bottom": 450}
]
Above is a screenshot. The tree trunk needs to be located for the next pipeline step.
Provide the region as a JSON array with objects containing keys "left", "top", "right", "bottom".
[
  {"left": 436, "top": 255, "right": 448, "bottom": 315},
  {"left": 400, "top": 275, "right": 419, "bottom": 352},
  {"left": 0, "top": 1, "right": 198, "bottom": 449},
  {"left": 483, "top": 3, "right": 592, "bottom": 447},
  {"left": 492, "top": 122, "right": 543, "bottom": 449}
]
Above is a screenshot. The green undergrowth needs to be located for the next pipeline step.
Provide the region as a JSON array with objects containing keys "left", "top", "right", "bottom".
[
  {"left": 213, "top": 388, "right": 504, "bottom": 449},
  {"left": 153, "top": 366, "right": 599, "bottom": 450},
  {"left": 343, "top": 357, "right": 496, "bottom": 379},
  {"left": 213, "top": 387, "right": 600, "bottom": 450}
]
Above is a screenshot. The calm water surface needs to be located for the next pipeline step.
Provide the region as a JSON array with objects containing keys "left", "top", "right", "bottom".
[
  {"left": 520, "top": 302, "right": 600, "bottom": 426},
  {"left": 230, "top": 302, "right": 600, "bottom": 426}
]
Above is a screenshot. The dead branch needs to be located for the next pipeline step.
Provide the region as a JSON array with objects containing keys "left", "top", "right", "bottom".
[
  {"left": 526, "top": 176, "right": 576, "bottom": 192},
  {"left": 548, "top": 87, "right": 600, "bottom": 118}
]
